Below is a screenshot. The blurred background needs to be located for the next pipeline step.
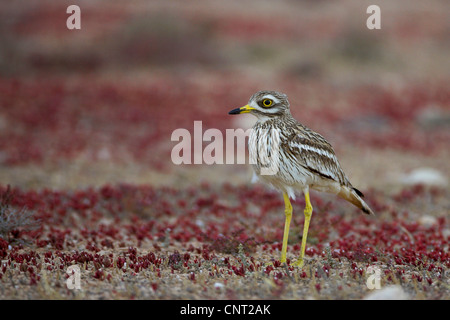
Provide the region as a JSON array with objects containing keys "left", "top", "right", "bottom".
[{"left": 0, "top": 0, "right": 448, "bottom": 191}]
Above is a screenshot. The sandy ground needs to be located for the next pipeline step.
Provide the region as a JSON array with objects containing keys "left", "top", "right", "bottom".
[{"left": 1, "top": 146, "right": 448, "bottom": 192}]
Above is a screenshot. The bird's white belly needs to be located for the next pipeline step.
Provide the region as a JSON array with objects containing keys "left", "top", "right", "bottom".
[{"left": 252, "top": 160, "right": 313, "bottom": 190}]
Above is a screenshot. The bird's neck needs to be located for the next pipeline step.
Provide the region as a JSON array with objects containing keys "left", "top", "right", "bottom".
[{"left": 255, "top": 111, "right": 294, "bottom": 125}]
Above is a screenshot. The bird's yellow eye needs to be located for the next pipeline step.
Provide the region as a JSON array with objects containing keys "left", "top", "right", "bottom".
[{"left": 262, "top": 99, "right": 273, "bottom": 107}]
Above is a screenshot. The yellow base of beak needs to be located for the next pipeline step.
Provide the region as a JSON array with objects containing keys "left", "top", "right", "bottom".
[{"left": 228, "top": 104, "right": 255, "bottom": 115}]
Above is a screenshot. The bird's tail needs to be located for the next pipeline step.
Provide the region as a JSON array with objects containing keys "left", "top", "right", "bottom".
[{"left": 338, "top": 186, "right": 374, "bottom": 215}]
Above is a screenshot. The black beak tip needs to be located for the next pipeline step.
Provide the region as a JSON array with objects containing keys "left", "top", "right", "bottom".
[{"left": 228, "top": 108, "right": 241, "bottom": 115}]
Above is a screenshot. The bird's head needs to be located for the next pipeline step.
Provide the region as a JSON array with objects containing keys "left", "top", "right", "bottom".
[{"left": 228, "top": 90, "right": 290, "bottom": 120}]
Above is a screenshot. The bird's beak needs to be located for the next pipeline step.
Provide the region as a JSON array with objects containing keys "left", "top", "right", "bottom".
[{"left": 228, "top": 104, "right": 255, "bottom": 115}]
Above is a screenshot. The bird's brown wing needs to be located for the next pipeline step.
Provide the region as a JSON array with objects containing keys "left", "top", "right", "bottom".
[{"left": 283, "top": 124, "right": 351, "bottom": 187}]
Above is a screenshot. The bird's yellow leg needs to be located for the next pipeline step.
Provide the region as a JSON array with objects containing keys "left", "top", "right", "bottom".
[
  {"left": 280, "top": 192, "right": 292, "bottom": 264},
  {"left": 292, "top": 189, "right": 313, "bottom": 268}
]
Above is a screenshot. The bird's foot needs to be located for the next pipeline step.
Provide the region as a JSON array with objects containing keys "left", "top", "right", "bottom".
[
  {"left": 264, "top": 258, "right": 286, "bottom": 268},
  {"left": 290, "top": 258, "right": 305, "bottom": 268}
]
